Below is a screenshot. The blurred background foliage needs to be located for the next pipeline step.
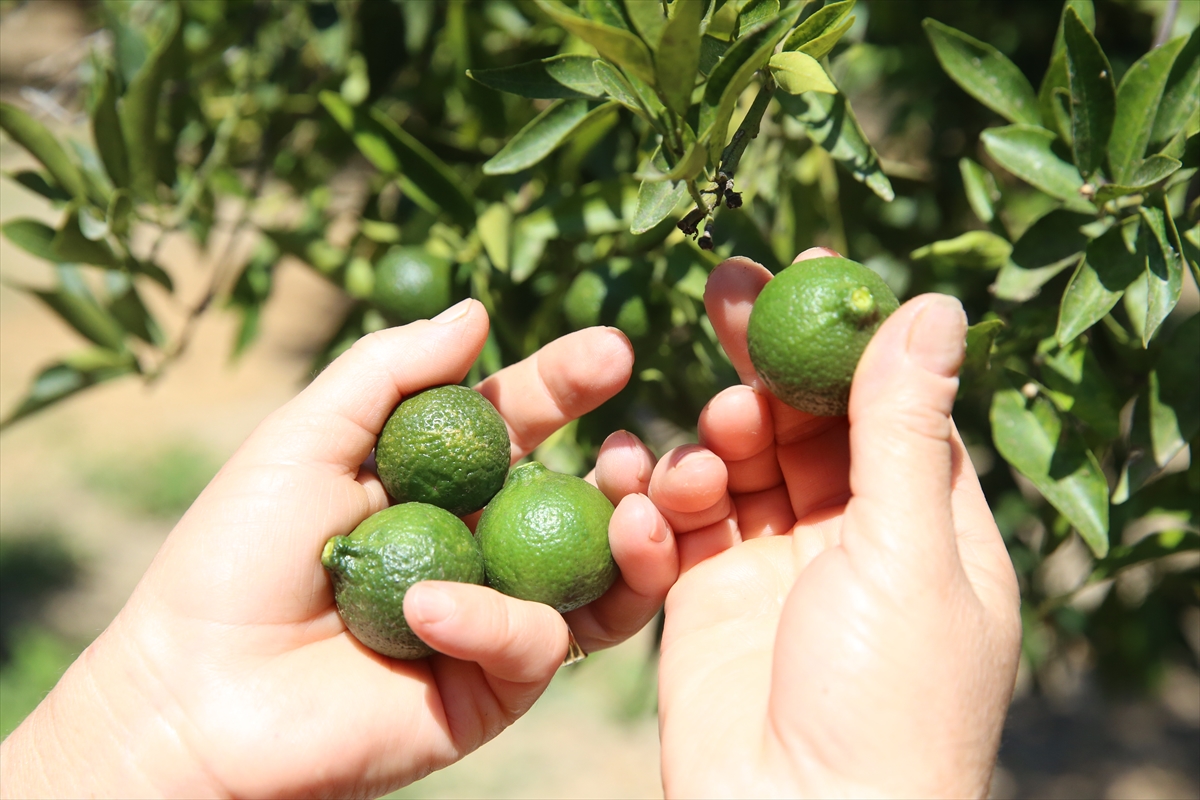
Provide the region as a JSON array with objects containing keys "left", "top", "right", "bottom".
[{"left": 0, "top": 0, "right": 1196, "bottom": 715}]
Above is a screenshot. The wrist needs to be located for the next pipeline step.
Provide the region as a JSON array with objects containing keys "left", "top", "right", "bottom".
[{"left": 0, "top": 617, "right": 220, "bottom": 799}]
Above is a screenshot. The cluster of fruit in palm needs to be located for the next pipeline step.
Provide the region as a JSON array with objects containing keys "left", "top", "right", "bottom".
[{"left": 322, "top": 385, "right": 616, "bottom": 660}]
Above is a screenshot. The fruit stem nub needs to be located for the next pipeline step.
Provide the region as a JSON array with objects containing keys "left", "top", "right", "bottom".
[{"left": 847, "top": 287, "right": 878, "bottom": 325}]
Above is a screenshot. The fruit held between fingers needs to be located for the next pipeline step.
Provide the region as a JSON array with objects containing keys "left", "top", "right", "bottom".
[
  {"left": 375, "top": 384, "right": 511, "bottom": 517},
  {"left": 322, "top": 503, "right": 486, "bottom": 660},
  {"left": 747, "top": 256, "right": 899, "bottom": 416},
  {"left": 476, "top": 462, "right": 617, "bottom": 613}
]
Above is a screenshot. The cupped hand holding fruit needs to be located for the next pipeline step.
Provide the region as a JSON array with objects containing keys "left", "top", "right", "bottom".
[
  {"left": 0, "top": 299, "right": 679, "bottom": 799},
  {"left": 647, "top": 250, "right": 1022, "bottom": 797}
]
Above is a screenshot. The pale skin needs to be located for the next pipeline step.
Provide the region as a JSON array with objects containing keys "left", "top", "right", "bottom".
[{"left": 0, "top": 250, "right": 1022, "bottom": 799}]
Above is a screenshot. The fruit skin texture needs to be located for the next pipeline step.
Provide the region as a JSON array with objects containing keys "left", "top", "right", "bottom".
[
  {"left": 747, "top": 256, "right": 899, "bottom": 416},
  {"left": 322, "top": 503, "right": 485, "bottom": 660},
  {"left": 375, "top": 385, "right": 511, "bottom": 517},
  {"left": 476, "top": 462, "right": 617, "bottom": 613},
  {"left": 372, "top": 245, "right": 452, "bottom": 325}
]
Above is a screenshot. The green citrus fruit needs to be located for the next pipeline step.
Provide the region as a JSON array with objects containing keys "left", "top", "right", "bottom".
[
  {"left": 372, "top": 246, "right": 452, "bottom": 325},
  {"left": 476, "top": 462, "right": 617, "bottom": 613},
  {"left": 375, "top": 385, "right": 511, "bottom": 516},
  {"left": 747, "top": 256, "right": 899, "bottom": 416},
  {"left": 322, "top": 502, "right": 485, "bottom": 660}
]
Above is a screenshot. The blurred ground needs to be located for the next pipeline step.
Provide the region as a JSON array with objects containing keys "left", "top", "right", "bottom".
[{"left": 1, "top": 3, "right": 1198, "bottom": 799}]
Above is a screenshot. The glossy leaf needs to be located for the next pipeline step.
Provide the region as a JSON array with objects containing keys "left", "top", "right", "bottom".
[
  {"left": 50, "top": 211, "right": 120, "bottom": 268},
  {"left": 768, "top": 52, "right": 837, "bottom": 95},
  {"left": 777, "top": 91, "right": 894, "bottom": 201},
  {"left": 467, "top": 55, "right": 605, "bottom": 99},
  {"left": 1039, "top": 1, "right": 1094, "bottom": 138},
  {"left": 1108, "top": 37, "right": 1187, "bottom": 184},
  {"left": 1092, "top": 155, "right": 1182, "bottom": 203},
  {"left": 1147, "top": 312, "right": 1200, "bottom": 467},
  {"left": 992, "top": 210, "right": 1091, "bottom": 301},
  {"left": 980, "top": 125, "right": 1087, "bottom": 206},
  {"left": 592, "top": 60, "right": 655, "bottom": 123},
  {"left": 119, "top": 3, "right": 181, "bottom": 199},
  {"left": 91, "top": 67, "right": 130, "bottom": 190},
  {"left": 782, "top": 0, "right": 854, "bottom": 54},
  {"left": 700, "top": 6, "right": 803, "bottom": 162},
  {"left": 484, "top": 99, "right": 617, "bottom": 175},
  {"left": 534, "top": 0, "right": 655, "bottom": 84},
  {"left": 1056, "top": 226, "right": 1142, "bottom": 344},
  {"left": 963, "top": 318, "right": 1004, "bottom": 377},
  {"left": 1040, "top": 337, "right": 1121, "bottom": 440},
  {"left": 632, "top": 178, "right": 688, "bottom": 234},
  {"left": 923, "top": 18, "right": 1040, "bottom": 126},
  {"left": 320, "top": 92, "right": 476, "bottom": 229},
  {"left": 909, "top": 231, "right": 1011, "bottom": 270},
  {"left": 736, "top": 0, "right": 779, "bottom": 36},
  {"left": 1062, "top": 7, "right": 1114, "bottom": 179},
  {"left": 0, "top": 103, "right": 89, "bottom": 201},
  {"left": 624, "top": 0, "right": 665, "bottom": 48},
  {"left": 0, "top": 348, "right": 136, "bottom": 431},
  {"left": 656, "top": 0, "right": 703, "bottom": 115},
  {"left": 991, "top": 386, "right": 1110, "bottom": 557},
  {"left": 959, "top": 158, "right": 1000, "bottom": 223},
  {"left": 1150, "top": 26, "right": 1200, "bottom": 145},
  {"left": 1135, "top": 205, "right": 1182, "bottom": 347},
  {"left": 2, "top": 218, "right": 59, "bottom": 261}
]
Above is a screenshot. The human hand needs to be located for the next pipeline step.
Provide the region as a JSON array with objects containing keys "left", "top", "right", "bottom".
[
  {"left": 649, "top": 252, "right": 1021, "bottom": 797},
  {"left": 0, "top": 299, "right": 679, "bottom": 799}
]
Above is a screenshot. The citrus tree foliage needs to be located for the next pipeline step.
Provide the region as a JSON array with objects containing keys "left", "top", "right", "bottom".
[{"left": 0, "top": 0, "right": 1196, "bottom": 690}]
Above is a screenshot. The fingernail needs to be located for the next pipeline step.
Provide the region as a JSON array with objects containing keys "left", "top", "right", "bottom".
[
  {"left": 433, "top": 299, "right": 472, "bottom": 324},
  {"left": 408, "top": 585, "right": 454, "bottom": 624},
  {"left": 638, "top": 494, "right": 668, "bottom": 542},
  {"left": 907, "top": 295, "right": 967, "bottom": 378}
]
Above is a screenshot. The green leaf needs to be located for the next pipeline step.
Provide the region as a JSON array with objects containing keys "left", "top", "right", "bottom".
[
  {"left": 959, "top": 158, "right": 1000, "bottom": 223},
  {"left": 624, "top": 0, "right": 666, "bottom": 48},
  {"left": 1039, "top": 1, "right": 1094, "bottom": 138},
  {"left": 768, "top": 52, "right": 837, "bottom": 95},
  {"left": 2, "top": 218, "right": 58, "bottom": 261},
  {"left": 736, "top": 0, "right": 779, "bottom": 37},
  {"left": 1040, "top": 337, "right": 1121, "bottom": 440},
  {"left": 980, "top": 125, "right": 1087, "bottom": 206},
  {"left": 1092, "top": 155, "right": 1182, "bottom": 203},
  {"left": 1062, "top": 7, "right": 1115, "bottom": 179},
  {"left": 467, "top": 55, "right": 605, "bottom": 99},
  {"left": 991, "top": 386, "right": 1110, "bottom": 557},
  {"left": 483, "top": 99, "right": 618, "bottom": 175},
  {"left": 1056, "top": 225, "right": 1142, "bottom": 344},
  {"left": 91, "top": 67, "right": 130, "bottom": 190},
  {"left": 1090, "top": 531, "right": 1200, "bottom": 582},
  {"left": 656, "top": 0, "right": 703, "bottom": 116},
  {"left": 477, "top": 203, "right": 512, "bottom": 273},
  {"left": 319, "top": 93, "right": 476, "bottom": 230},
  {"left": 6, "top": 169, "right": 71, "bottom": 202},
  {"left": 992, "top": 210, "right": 1091, "bottom": 301},
  {"left": 1108, "top": 36, "right": 1188, "bottom": 184},
  {"left": 782, "top": 0, "right": 854, "bottom": 54},
  {"left": 592, "top": 60, "right": 656, "bottom": 123},
  {"left": 21, "top": 265, "right": 128, "bottom": 351},
  {"left": 0, "top": 348, "right": 136, "bottom": 431},
  {"left": 534, "top": 0, "right": 656, "bottom": 84},
  {"left": 632, "top": 178, "right": 688, "bottom": 234},
  {"left": 1150, "top": 27, "right": 1200, "bottom": 145},
  {"left": 699, "top": 34, "right": 729, "bottom": 76},
  {"left": 963, "top": 318, "right": 1004, "bottom": 377},
  {"left": 50, "top": 210, "right": 120, "bottom": 267},
  {"left": 777, "top": 91, "right": 894, "bottom": 202},
  {"left": 700, "top": 6, "right": 803, "bottom": 162},
  {"left": 1051, "top": 0, "right": 1095, "bottom": 57},
  {"left": 909, "top": 231, "right": 1012, "bottom": 270},
  {"left": 1183, "top": 225, "right": 1200, "bottom": 286},
  {"left": 105, "top": 271, "right": 160, "bottom": 345},
  {"left": 509, "top": 181, "right": 637, "bottom": 282},
  {"left": 119, "top": 2, "right": 181, "bottom": 200},
  {"left": 1148, "top": 312, "right": 1200, "bottom": 467},
  {"left": 922, "top": 18, "right": 1040, "bottom": 126},
  {"left": 1134, "top": 204, "right": 1182, "bottom": 346},
  {"left": 0, "top": 103, "right": 89, "bottom": 201}
]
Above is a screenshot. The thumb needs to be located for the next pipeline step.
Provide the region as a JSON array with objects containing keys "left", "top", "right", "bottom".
[{"left": 844, "top": 294, "right": 967, "bottom": 567}]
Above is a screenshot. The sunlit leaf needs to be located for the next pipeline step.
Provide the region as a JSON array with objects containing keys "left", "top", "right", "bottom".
[
  {"left": 1092, "top": 155, "right": 1182, "bottom": 203},
  {"left": 2, "top": 218, "right": 58, "bottom": 261},
  {"left": 467, "top": 55, "right": 605, "bottom": 99},
  {"left": 777, "top": 91, "right": 894, "bottom": 201},
  {"left": 1108, "top": 36, "right": 1187, "bottom": 184},
  {"left": 0, "top": 103, "right": 89, "bottom": 201},
  {"left": 963, "top": 318, "right": 1004, "bottom": 378},
  {"left": 910, "top": 231, "right": 1011, "bottom": 270},
  {"left": 624, "top": 0, "right": 665, "bottom": 48},
  {"left": 632, "top": 178, "right": 688, "bottom": 234},
  {"left": 1150, "top": 26, "right": 1200, "bottom": 145},
  {"left": 923, "top": 18, "right": 1040, "bottom": 126},
  {"left": 1056, "top": 225, "right": 1141, "bottom": 344},
  {"left": 483, "top": 99, "right": 618, "bottom": 175},
  {"left": 91, "top": 67, "right": 130, "bottom": 190},
  {"left": 992, "top": 210, "right": 1090, "bottom": 301},
  {"left": 782, "top": 0, "right": 854, "bottom": 54},
  {"left": 119, "top": 2, "right": 181, "bottom": 200},
  {"left": 476, "top": 202, "right": 512, "bottom": 273},
  {"left": 1147, "top": 312, "right": 1200, "bottom": 467},
  {"left": 656, "top": 0, "right": 703, "bottom": 115},
  {"left": 1134, "top": 205, "right": 1182, "bottom": 346},
  {"left": 980, "top": 125, "right": 1088, "bottom": 207},
  {"left": 991, "top": 385, "right": 1109, "bottom": 557},
  {"left": 50, "top": 210, "right": 120, "bottom": 267},
  {"left": 534, "top": 0, "right": 655, "bottom": 84},
  {"left": 959, "top": 158, "right": 1000, "bottom": 224},
  {"left": 1063, "top": 7, "right": 1114, "bottom": 179},
  {"left": 0, "top": 348, "right": 136, "bottom": 430},
  {"left": 768, "top": 52, "right": 837, "bottom": 95}
]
